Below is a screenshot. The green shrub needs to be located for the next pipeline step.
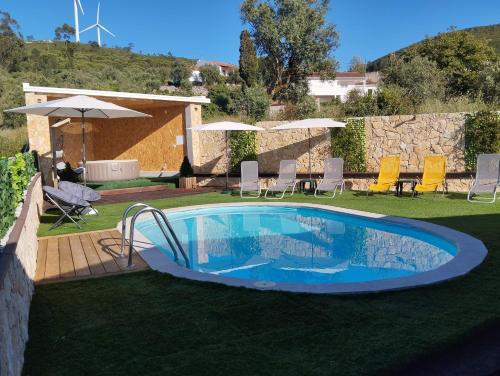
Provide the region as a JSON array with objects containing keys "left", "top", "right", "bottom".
[
  {"left": 233, "top": 85, "right": 270, "bottom": 122},
  {"left": 0, "top": 151, "right": 36, "bottom": 240},
  {"left": 0, "top": 126, "right": 28, "bottom": 158},
  {"left": 179, "top": 156, "right": 194, "bottom": 177},
  {"left": 342, "top": 90, "right": 378, "bottom": 117},
  {"left": 330, "top": 118, "right": 366, "bottom": 172},
  {"left": 464, "top": 111, "right": 500, "bottom": 171},
  {"left": 230, "top": 131, "right": 257, "bottom": 172},
  {"left": 0, "top": 158, "right": 14, "bottom": 239}
]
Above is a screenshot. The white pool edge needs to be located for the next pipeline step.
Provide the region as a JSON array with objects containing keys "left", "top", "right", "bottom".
[{"left": 117, "top": 202, "right": 488, "bottom": 294}]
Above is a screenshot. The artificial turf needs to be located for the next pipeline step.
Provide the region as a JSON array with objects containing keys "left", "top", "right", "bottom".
[
  {"left": 86, "top": 177, "right": 177, "bottom": 191},
  {"left": 27, "top": 191, "right": 500, "bottom": 375}
]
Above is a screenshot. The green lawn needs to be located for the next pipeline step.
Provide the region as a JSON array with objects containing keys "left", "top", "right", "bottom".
[
  {"left": 86, "top": 177, "right": 177, "bottom": 191},
  {"left": 28, "top": 191, "right": 500, "bottom": 375}
]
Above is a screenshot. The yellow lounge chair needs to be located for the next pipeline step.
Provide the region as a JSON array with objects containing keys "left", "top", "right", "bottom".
[
  {"left": 413, "top": 155, "right": 447, "bottom": 197},
  {"left": 367, "top": 156, "right": 400, "bottom": 195}
]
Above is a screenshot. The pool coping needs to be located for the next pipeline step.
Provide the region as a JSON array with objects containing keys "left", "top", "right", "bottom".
[{"left": 117, "top": 202, "right": 488, "bottom": 294}]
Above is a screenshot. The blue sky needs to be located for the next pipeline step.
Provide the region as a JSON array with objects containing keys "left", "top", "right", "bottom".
[{"left": 2, "top": 0, "right": 499, "bottom": 69}]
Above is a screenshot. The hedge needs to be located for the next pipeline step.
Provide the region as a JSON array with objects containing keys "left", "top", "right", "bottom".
[
  {"left": 464, "top": 111, "right": 500, "bottom": 171},
  {"left": 330, "top": 118, "right": 366, "bottom": 172},
  {"left": 0, "top": 152, "right": 37, "bottom": 240}
]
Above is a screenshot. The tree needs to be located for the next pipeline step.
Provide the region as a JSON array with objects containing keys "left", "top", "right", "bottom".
[
  {"left": 0, "top": 10, "right": 20, "bottom": 36},
  {"left": 239, "top": 30, "right": 258, "bottom": 87},
  {"left": 382, "top": 55, "right": 446, "bottom": 107},
  {"left": 404, "top": 30, "right": 497, "bottom": 98},
  {"left": 241, "top": 0, "right": 339, "bottom": 101},
  {"left": 54, "top": 23, "right": 75, "bottom": 41},
  {"left": 170, "top": 61, "right": 191, "bottom": 87},
  {"left": 348, "top": 56, "right": 366, "bottom": 73},
  {"left": 199, "top": 64, "right": 221, "bottom": 86},
  {"left": 0, "top": 11, "right": 24, "bottom": 72}
]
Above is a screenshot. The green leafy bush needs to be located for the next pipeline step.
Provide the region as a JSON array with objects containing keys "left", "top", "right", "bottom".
[
  {"left": 230, "top": 131, "right": 257, "bottom": 172},
  {"left": 330, "top": 118, "right": 366, "bottom": 172},
  {"left": 0, "top": 151, "right": 36, "bottom": 240},
  {"left": 464, "top": 111, "right": 500, "bottom": 171},
  {"left": 233, "top": 86, "right": 270, "bottom": 122}
]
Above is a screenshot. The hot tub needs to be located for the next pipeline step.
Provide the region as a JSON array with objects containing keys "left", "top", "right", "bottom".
[{"left": 80, "top": 160, "right": 140, "bottom": 182}]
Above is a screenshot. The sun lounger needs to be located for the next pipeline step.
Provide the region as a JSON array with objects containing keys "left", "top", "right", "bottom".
[
  {"left": 240, "top": 161, "right": 261, "bottom": 198},
  {"left": 367, "top": 156, "right": 400, "bottom": 195},
  {"left": 413, "top": 155, "right": 447, "bottom": 197},
  {"left": 315, "top": 158, "right": 344, "bottom": 198},
  {"left": 467, "top": 153, "right": 500, "bottom": 203},
  {"left": 264, "top": 160, "right": 298, "bottom": 199},
  {"left": 43, "top": 186, "right": 91, "bottom": 230}
]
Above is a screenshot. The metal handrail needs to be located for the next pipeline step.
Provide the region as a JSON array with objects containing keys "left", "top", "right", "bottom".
[
  {"left": 126, "top": 206, "right": 190, "bottom": 269},
  {"left": 120, "top": 203, "right": 150, "bottom": 258}
]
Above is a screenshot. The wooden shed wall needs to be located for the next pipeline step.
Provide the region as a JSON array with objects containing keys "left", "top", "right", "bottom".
[{"left": 58, "top": 105, "right": 186, "bottom": 172}]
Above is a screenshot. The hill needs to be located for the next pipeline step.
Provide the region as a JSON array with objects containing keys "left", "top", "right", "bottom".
[
  {"left": 0, "top": 40, "right": 195, "bottom": 128},
  {"left": 367, "top": 24, "right": 500, "bottom": 72}
]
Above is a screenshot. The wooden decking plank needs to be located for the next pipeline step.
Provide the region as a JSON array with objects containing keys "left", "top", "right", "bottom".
[
  {"left": 44, "top": 237, "right": 60, "bottom": 280},
  {"left": 79, "top": 234, "right": 106, "bottom": 275},
  {"left": 68, "top": 235, "right": 91, "bottom": 277},
  {"left": 58, "top": 237, "right": 75, "bottom": 278},
  {"left": 89, "top": 231, "right": 120, "bottom": 273},
  {"left": 109, "top": 230, "right": 149, "bottom": 270},
  {"left": 34, "top": 239, "right": 48, "bottom": 282}
]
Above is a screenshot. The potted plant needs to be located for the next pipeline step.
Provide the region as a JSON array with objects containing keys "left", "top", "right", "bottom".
[{"left": 179, "top": 156, "right": 196, "bottom": 189}]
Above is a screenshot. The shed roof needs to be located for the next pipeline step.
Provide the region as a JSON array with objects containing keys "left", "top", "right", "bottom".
[{"left": 22, "top": 83, "right": 211, "bottom": 105}]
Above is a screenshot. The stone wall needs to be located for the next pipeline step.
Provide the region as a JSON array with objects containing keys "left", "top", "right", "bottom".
[
  {"left": 365, "top": 113, "right": 466, "bottom": 172},
  {"left": 193, "top": 113, "right": 469, "bottom": 191},
  {"left": 0, "top": 174, "right": 43, "bottom": 376}
]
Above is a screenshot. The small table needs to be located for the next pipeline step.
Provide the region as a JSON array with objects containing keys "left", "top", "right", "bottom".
[
  {"left": 298, "top": 179, "right": 317, "bottom": 193},
  {"left": 396, "top": 178, "right": 417, "bottom": 196}
]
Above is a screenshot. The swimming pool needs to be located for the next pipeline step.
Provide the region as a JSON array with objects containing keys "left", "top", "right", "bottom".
[{"left": 127, "top": 203, "right": 487, "bottom": 294}]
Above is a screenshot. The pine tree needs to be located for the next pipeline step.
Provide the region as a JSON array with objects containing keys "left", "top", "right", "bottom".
[{"left": 239, "top": 30, "right": 258, "bottom": 87}]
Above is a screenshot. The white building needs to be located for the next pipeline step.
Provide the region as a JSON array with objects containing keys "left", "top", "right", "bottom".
[
  {"left": 190, "top": 60, "right": 238, "bottom": 83},
  {"left": 308, "top": 72, "right": 379, "bottom": 103}
]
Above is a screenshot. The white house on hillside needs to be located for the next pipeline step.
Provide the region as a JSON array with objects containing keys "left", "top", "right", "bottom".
[
  {"left": 190, "top": 60, "right": 238, "bottom": 83},
  {"left": 308, "top": 72, "right": 379, "bottom": 103}
]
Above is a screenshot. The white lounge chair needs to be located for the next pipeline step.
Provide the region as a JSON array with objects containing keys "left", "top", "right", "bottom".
[
  {"left": 314, "top": 158, "right": 345, "bottom": 198},
  {"left": 467, "top": 153, "right": 500, "bottom": 203},
  {"left": 240, "top": 161, "right": 261, "bottom": 198},
  {"left": 264, "top": 160, "right": 298, "bottom": 199}
]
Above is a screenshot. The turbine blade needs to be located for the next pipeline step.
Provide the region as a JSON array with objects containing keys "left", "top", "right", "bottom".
[
  {"left": 97, "top": 2, "right": 100, "bottom": 23},
  {"left": 99, "top": 24, "right": 115, "bottom": 37},
  {"left": 77, "top": 0, "right": 84, "bottom": 15},
  {"left": 80, "top": 24, "right": 97, "bottom": 33}
]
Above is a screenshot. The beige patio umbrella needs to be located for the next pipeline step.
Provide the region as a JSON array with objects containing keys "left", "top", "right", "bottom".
[
  {"left": 270, "top": 118, "right": 346, "bottom": 180},
  {"left": 188, "top": 121, "right": 265, "bottom": 192},
  {"left": 5, "top": 95, "right": 151, "bottom": 184}
]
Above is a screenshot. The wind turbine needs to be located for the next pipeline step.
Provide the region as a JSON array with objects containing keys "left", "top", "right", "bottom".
[
  {"left": 80, "top": 2, "right": 115, "bottom": 47},
  {"left": 73, "top": 0, "right": 84, "bottom": 42}
]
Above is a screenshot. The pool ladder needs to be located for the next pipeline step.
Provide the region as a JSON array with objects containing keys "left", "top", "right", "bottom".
[{"left": 120, "top": 203, "right": 190, "bottom": 269}]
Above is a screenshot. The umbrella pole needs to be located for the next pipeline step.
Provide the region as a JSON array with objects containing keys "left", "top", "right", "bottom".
[
  {"left": 81, "top": 111, "right": 87, "bottom": 186},
  {"left": 225, "top": 130, "right": 229, "bottom": 193},
  {"left": 308, "top": 128, "right": 312, "bottom": 181}
]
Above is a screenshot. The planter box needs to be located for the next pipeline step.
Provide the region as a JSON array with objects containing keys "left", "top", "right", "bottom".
[{"left": 179, "top": 176, "right": 197, "bottom": 189}]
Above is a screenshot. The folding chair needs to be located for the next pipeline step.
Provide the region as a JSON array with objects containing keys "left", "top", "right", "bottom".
[
  {"left": 58, "top": 180, "right": 101, "bottom": 213},
  {"left": 43, "top": 186, "right": 91, "bottom": 230},
  {"left": 467, "top": 154, "right": 500, "bottom": 203}
]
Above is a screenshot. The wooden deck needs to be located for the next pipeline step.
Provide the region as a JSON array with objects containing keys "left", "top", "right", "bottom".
[{"left": 35, "top": 229, "right": 148, "bottom": 284}]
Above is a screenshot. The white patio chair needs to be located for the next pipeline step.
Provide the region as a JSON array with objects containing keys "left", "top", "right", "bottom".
[
  {"left": 240, "top": 161, "right": 261, "bottom": 198},
  {"left": 314, "top": 158, "right": 345, "bottom": 198},
  {"left": 467, "top": 154, "right": 500, "bottom": 203},
  {"left": 264, "top": 160, "right": 298, "bottom": 199}
]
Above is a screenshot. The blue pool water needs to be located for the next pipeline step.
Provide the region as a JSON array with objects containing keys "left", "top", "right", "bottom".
[{"left": 135, "top": 206, "right": 457, "bottom": 285}]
